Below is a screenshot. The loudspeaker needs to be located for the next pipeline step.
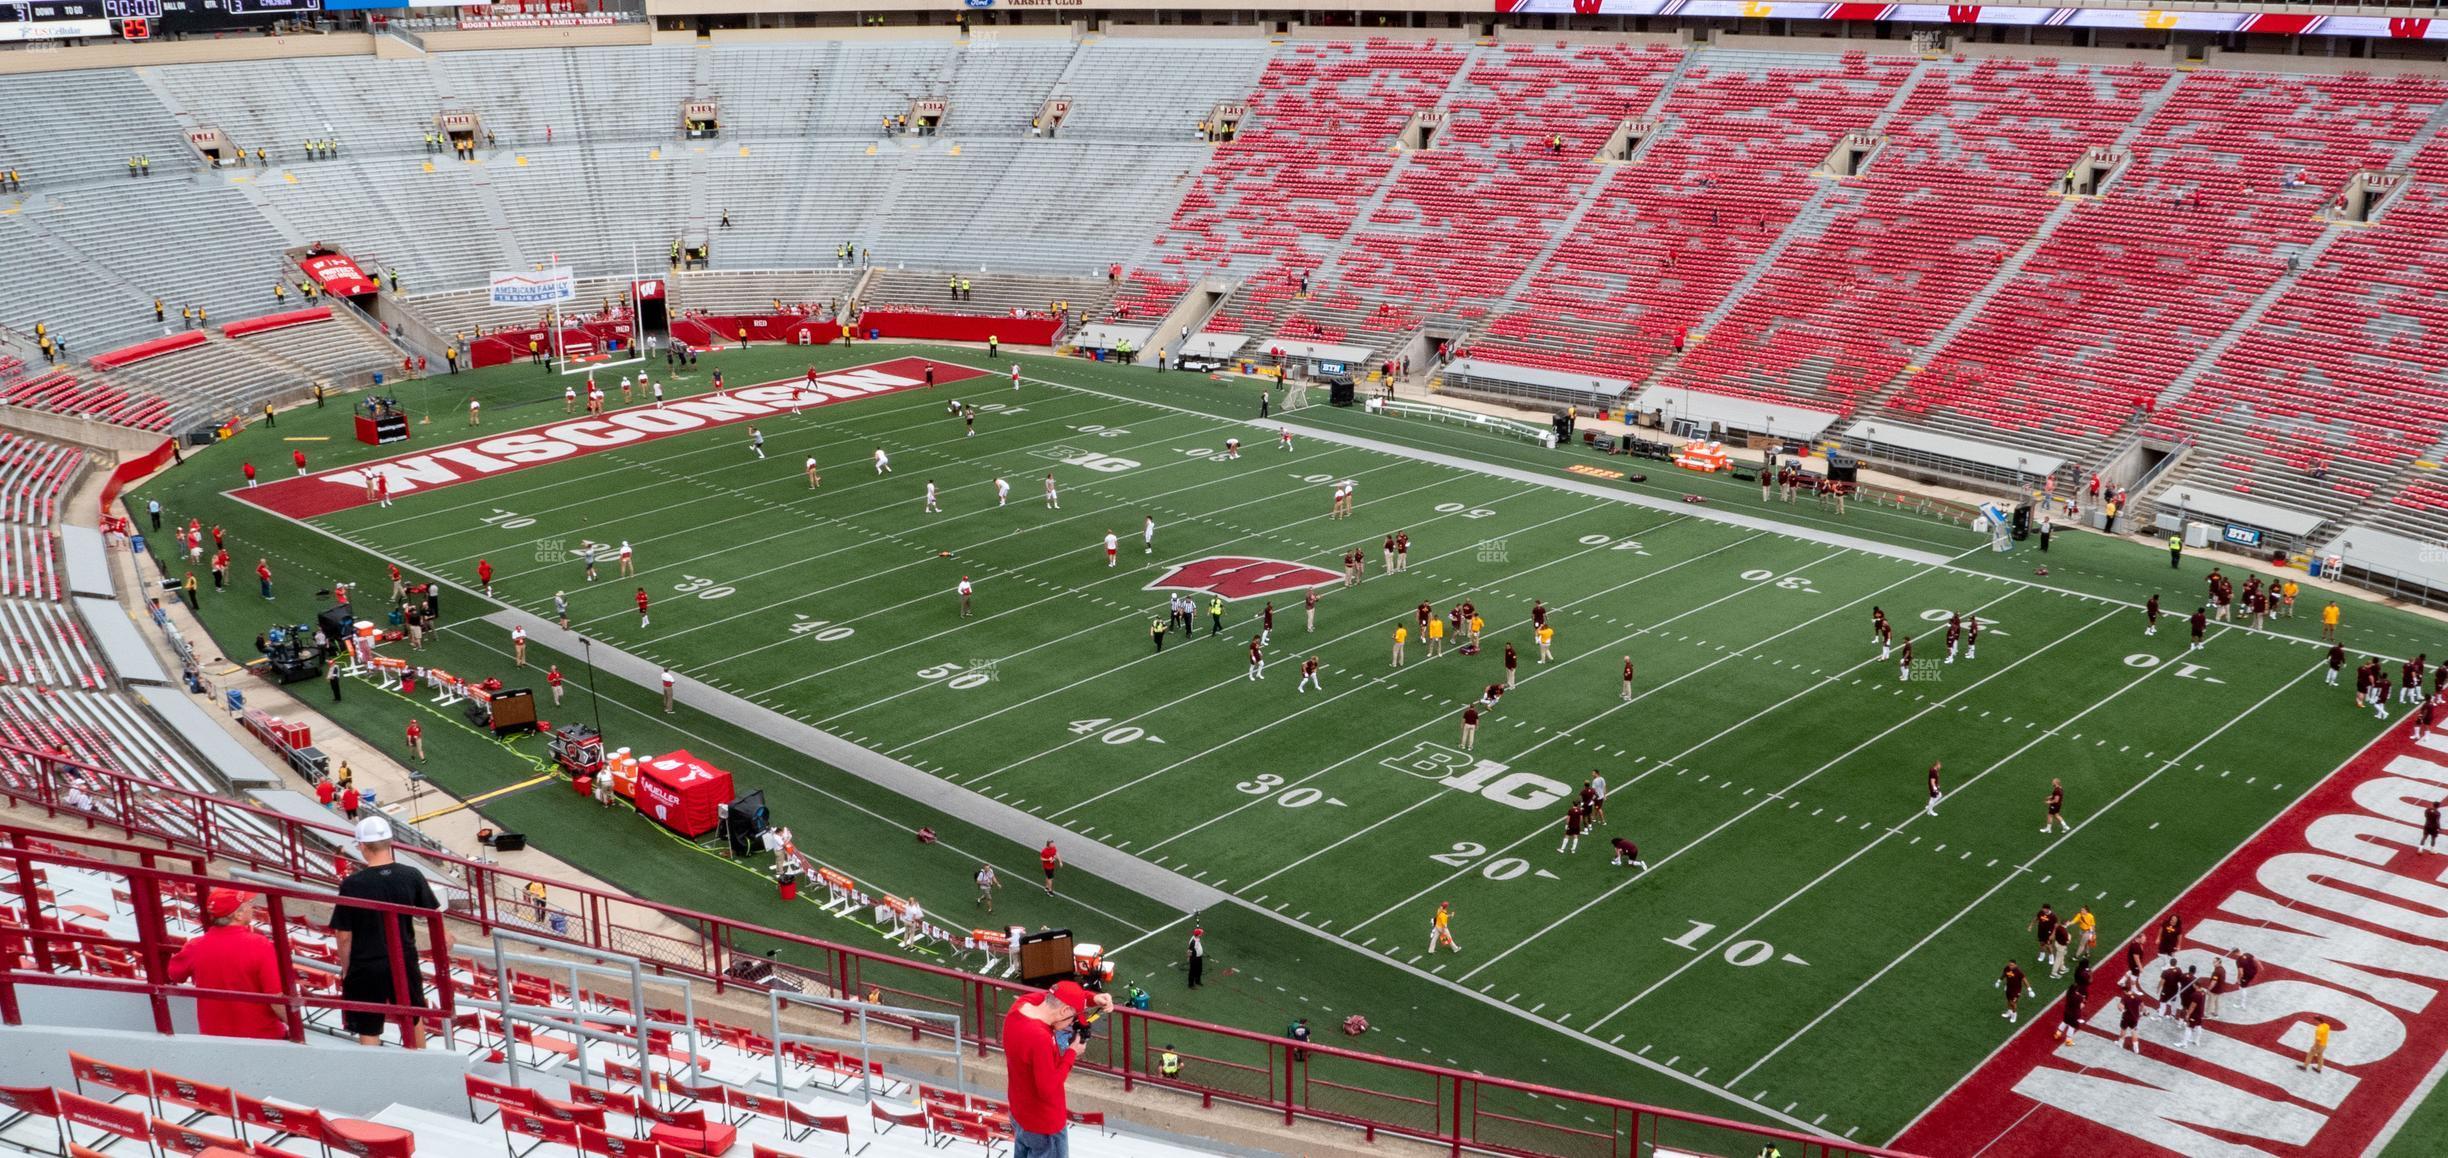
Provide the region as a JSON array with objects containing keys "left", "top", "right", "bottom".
[
  {"left": 1017, "top": 928, "right": 1077, "bottom": 988},
  {"left": 724, "top": 791, "right": 769, "bottom": 857},
  {"left": 1329, "top": 381, "right": 1356, "bottom": 407},
  {"left": 491, "top": 832, "right": 527, "bottom": 853}
]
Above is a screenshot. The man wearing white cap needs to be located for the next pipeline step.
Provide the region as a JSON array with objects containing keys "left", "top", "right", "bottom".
[{"left": 332, "top": 816, "right": 445, "bottom": 1048}]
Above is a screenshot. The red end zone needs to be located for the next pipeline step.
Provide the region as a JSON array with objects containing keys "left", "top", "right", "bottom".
[
  {"left": 1897, "top": 718, "right": 2448, "bottom": 1158},
  {"left": 235, "top": 357, "right": 985, "bottom": 519}
]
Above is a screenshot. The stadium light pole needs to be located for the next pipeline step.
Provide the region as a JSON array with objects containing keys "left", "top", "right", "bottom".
[{"left": 580, "top": 635, "right": 604, "bottom": 737}]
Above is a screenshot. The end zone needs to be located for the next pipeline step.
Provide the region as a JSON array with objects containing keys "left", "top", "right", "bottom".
[
  {"left": 233, "top": 356, "right": 987, "bottom": 519},
  {"left": 1896, "top": 718, "right": 2448, "bottom": 1158}
]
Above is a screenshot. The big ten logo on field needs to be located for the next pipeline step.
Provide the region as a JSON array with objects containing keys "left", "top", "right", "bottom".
[
  {"left": 1382, "top": 743, "right": 1571, "bottom": 811},
  {"left": 1476, "top": 537, "right": 1510, "bottom": 564},
  {"left": 533, "top": 536, "right": 567, "bottom": 564},
  {"left": 1030, "top": 445, "right": 1139, "bottom": 473}
]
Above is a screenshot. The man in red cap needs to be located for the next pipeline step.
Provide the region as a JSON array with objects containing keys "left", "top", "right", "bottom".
[
  {"left": 1004, "top": 979, "right": 1112, "bottom": 1157},
  {"left": 166, "top": 889, "right": 287, "bottom": 1039}
]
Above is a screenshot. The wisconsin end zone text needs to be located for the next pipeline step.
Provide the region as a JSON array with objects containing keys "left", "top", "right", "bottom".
[{"left": 1901, "top": 722, "right": 2448, "bottom": 1158}]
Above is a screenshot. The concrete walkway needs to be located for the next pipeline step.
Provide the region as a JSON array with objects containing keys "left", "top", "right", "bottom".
[{"left": 479, "top": 611, "right": 1231, "bottom": 919}]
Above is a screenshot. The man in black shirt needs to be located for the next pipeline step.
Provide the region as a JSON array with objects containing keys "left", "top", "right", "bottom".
[{"left": 332, "top": 816, "right": 445, "bottom": 1047}]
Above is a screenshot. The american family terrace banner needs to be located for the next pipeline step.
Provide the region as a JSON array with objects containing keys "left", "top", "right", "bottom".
[
  {"left": 489, "top": 267, "right": 578, "bottom": 308},
  {"left": 1489, "top": 1, "right": 2448, "bottom": 40}
]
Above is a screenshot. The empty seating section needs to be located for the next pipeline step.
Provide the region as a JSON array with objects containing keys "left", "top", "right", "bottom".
[
  {"left": 146, "top": 57, "right": 446, "bottom": 159},
  {"left": 1319, "top": 44, "right": 1678, "bottom": 350},
  {"left": 1712, "top": 60, "right": 2164, "bottom": 424},
  {"left": 251, "top": 158, "right": 521, "bottom": 289},
  {"left": 1916, "top": 71, "right": 2435, "bottom": 461},
  {"left": 941, "top": 42, "right": 1074, "bottom": 136},
  {"left": 863, "top": 269, "right": 1115, "bottom": 322},
  {"left": 672, "top": 270, "right": 862, "bottom": 317},
  {"left": 10, "top": 183, "right": 293, "bottom": 354},
  {"left": 0, "top": 857, "right": 1212, "bottom": 1158},
  {"left": 1143, "top": 39, "right": 1467, "bottom": 343},
  {"left": 1480, "top": 52, "right": 1901, "bottom": 384},
  {"left": 0, "top": 71, "right": 191, "bottom": 187},
  {"left": 2148, "top": 119, "right": 2448, "bottom": 521},
  {"left": 237, "top": 314, "right": 400, "bottom": 383},
  {"left": 0, "top": 433, "right": 78, "bottom": 528},
  {"left": 1055, "top": 38, "right": 1279, "bottom": 140},
  {"left": 490, "top": 144, "right": 694, "bottom": 279}
]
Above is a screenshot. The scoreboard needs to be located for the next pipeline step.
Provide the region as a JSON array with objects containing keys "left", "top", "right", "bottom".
[{"left": 6, "top": 0, "right": 316, "bottom": 40}]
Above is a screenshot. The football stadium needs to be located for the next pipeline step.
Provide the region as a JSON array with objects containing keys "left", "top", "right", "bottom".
[{"left": 0, "top": 5, "right": 2442, "bottom": 1157}]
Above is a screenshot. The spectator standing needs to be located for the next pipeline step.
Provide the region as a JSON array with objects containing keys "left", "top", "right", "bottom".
[
  {"left": 332, "top": 817, "right": 445, "bottom": 1048},
  {"left": 1002, "top": 981, "right": 1111, "bottom": 1158},
  {"left": 256, "top": 559, "right": 273, "bottom": 600},
  {"left": 1186, "top": 925, "right": 1205, "bottom": 989},
  {"left": 166, "top": 889, "right": 288, "bottom": 1040},
  {"left": 326, "top": 657, "right": 344, "bottom": 702}
]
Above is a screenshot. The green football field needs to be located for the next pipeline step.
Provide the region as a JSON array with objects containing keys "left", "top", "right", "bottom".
[{"left": 145, "top": 343, "right": 2439, "bottom": 1148}]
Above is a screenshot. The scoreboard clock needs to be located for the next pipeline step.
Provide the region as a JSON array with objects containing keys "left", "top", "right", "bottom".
[{"left": 100, "top": 0, "right": 158, "bottom": 16}]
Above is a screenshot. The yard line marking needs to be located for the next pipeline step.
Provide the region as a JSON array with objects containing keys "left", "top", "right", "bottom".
[
  {"left": 1355, "top": 556, "right": 2009, "bottom": 953},
  {"left": 1882, "top": 660, "right": 2339, "bottom": 1151},
  {"left": 1236, "top": 543, "right": 1929, "bottom": 910},
  {"left": 744, "top": 465, "right": 1478, "bottom": 700},
  {"left": 1581, "top": 610, "right": 2194, "bottom": 1032},
  {"left": 927, "top": 506, "right": 1693, "bottom": 788},
  {"left": 1051, "top": 527, "right": 1770, "bottom": 819}
]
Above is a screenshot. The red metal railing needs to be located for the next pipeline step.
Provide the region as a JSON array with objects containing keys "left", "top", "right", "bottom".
[
  {"left": 0, "top": 743, "right": 1917, "bottom": 1157},
  {"left": 0, "top": 827, "right": 456, "bottom": 1044}
]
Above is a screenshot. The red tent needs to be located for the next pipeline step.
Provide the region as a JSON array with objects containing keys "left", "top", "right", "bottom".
[{"left": 633, "top": 750, "right": 734, "bottom": 838}]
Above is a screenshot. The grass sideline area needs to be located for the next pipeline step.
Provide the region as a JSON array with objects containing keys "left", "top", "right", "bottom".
[{"left": 127, "top": 340, "right": 2448, "bottom": 1147}]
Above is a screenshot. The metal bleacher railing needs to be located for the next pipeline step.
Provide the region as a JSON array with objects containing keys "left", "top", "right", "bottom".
[{"left": 0, "top": 743, "right": 1917, "bottom": 1158}]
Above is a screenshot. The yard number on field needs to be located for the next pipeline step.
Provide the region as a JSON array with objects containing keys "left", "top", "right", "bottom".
[
  {"left": 1234, "top": 773, "right": 1344, "bottom": 809},
  {"left": 1068, "top": 719, "right": 1166, "bottom": 746},
  {"left": 789, "top": 614, "right": 855, "bottom": 642},
  {"left": 1577, "top": 533, "right": 1651, "bottom": 555},
  {"left": 482, "top": 509, "right": 537, "bottom": 530},
  {"left": 1431, "top": 841, "right": 1556, "bottom": 881},
  {"left": 1663, "top": 920, "right": 1810, "bottom": 968},
  {"left": 676, "top": 575, "right": 734, "bottom": 599},
  {"left": 1918, "top": 609, "right": 2008, "bottom": 635},
  {"left": 918, "top": 661, "right": 993, "bottom": 690},
  {"left": 1740, "top": 568, "right": 1821, "bottom": 594}
]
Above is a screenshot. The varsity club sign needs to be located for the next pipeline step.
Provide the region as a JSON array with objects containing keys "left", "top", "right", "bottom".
[
  {"left": 235, "top": 358, "right": 984, "bottom": 519},
  {"left": 1147, "top": 557, "right": 1339, "bottom": 600}
]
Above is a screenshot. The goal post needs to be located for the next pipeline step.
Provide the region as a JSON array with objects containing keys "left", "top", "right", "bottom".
[{"left": 555, "top": 247, "right": 648, "bottom": 376}]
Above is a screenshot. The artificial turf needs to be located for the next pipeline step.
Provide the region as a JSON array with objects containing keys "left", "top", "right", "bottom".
[{"left": 127, "top": 340, "right": 2448, "bottom": 1148}]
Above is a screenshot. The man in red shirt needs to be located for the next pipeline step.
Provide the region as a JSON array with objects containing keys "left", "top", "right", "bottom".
[
  {"left": 292, "top": 449, "right": 307, "bottom": 476},
  {"left": 256, "top": 559, "right": 273, "bottom": 600},
  {"left": 242, "top": 461, "right": 256, "bottom": 488},
  {"left": 636, "top": 588, "right": 651, "bottom": 628},
  {"left": 547, "top": 665, "right": 564, "bottom": 706},
  {"left": 166, "top": 889, "right": 287, "bottom": 1040},
  {"left": 1039, "top": 841, "right": 1061, "bottom": 896},
  {"left": 477, "top": 558, "right": 493, "bottom": 597},
  {"left": 405, "top": 718, "right": 424, "bottom": 762},
  {"left": 1003, "top": 980, "right": 1111, "bottom": 1157}
]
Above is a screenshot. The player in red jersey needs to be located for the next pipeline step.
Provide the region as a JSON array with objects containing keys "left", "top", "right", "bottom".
[
  {"left": 1394, "top": 531, "right": 1409, "bottom": 571},
  {"left": 1480, "top": 682, "right": 1504, "bottom": 708},
  {"left": 2145, "top": 593, "right": 2161, "bottom": 636},
  {"left": 1246, "top": 635, "right": 1265, "bottom": 681},
  {"left": 1416, "top": 600, "right": 1432, "bottom": 632},
  {"left": 2115, "top": 986, "right": 2145, "bottom": 1053},
  {"left": 1039, "top": 841, "right": 1061, "bottom": 895},
  {"left": 635, "top": 587, "right": 651, "bottom": 628},
  {"left": 1459, "top": 704, "right": 1479, "bottom": 750},
  {"left": 1557, "top": 803, "right": 1587, "bottom": 854},
  {"left": 2327, "top": 642, "right": 2347, "bottom": 686},
  {"left": 2403, "top": 654, "right": 2429, "bottom": 705},
  {"left": 2042, "top": 778, "right": 2069, "bottom": 834},
  {"left": 1297, "top": 655, "right": 1323, "bottom": 693},
  {"left": 2187, "top": 607, "right": 2207, "bottom": 652},
  {"left": 1503, "top": 642, "right": 1518, "bottom": 689},
  {"left": 1382, "top": 534, "right": 1395, "bottom": 573},
  {"left": 1609, "top": 836, "right": 1646, "bottom": 868},
  {"left": 477, "top": 558, "right": 494, "bottom": 597},
  {"left": 1531, "top": 600, "right": 1547, "bottom": 631},
  {"left": 1872, "top": 607, "right": 1891, "bottom": 657},
  {"left": 1963, "top": 614, "right": 1980, "bottom": 660},
  {"left": 1620, "top": 656, "right": 1636, "bottom": 702},
  {"left": 1260, "top": 601, "right": 1274, "bottom": 646},
  {"left": 1305, "top": 587, "right": 1319, "bottom": 633},
  {"left": 1896, "top": 635, "right": 1914, "bottom": 682},
  {"left": 1924, "top": 760, "right": 1943, "bottom": 817},
  {"left": 1943, "top": 613, "right": 1962, "bottom": 664}
]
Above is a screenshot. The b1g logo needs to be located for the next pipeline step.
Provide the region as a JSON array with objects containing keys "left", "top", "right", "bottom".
[
  {"left": 1383, "top": 743, "right": 1571, "bottom": 811},
  {"left": 1147, "top": 557, "right": 1338, "bottom": 600}
]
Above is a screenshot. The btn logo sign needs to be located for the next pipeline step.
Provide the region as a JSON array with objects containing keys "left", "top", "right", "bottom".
[{"left": 1147, "top": 557, "right": 1340, "bottom": 600}]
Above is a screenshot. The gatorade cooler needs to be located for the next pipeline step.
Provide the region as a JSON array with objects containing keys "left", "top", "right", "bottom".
[{"left": 779, "top": 877, "right": 798, "bottom": 901}]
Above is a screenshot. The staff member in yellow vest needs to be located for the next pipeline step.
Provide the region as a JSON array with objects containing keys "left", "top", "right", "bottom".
[{"left": 1159, "top": 1046, "right": 1182, "bottom": 1080}]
